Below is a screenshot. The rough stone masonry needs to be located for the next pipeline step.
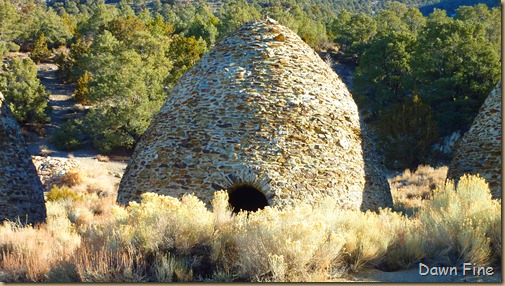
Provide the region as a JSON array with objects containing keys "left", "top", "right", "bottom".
[
  {"left": 117, "top": 19, "right": 393, "bottom": 211},
  {"left": 447, "top": 82, "right": 502, "bottom": 199},
  {"left": 0, "top": 92, "right": 46, "bottom": 224}
]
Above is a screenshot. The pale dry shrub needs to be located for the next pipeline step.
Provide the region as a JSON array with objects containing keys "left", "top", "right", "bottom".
[
  {"left": 68, "top": 206, "right": 95, "bottom": 230},
  {"left": 44, "top": 201, "right": 82, "bottom": 262},
  {"left": 153, "top": 253, "right": 175, "bottom": 282},
  {"left": 117, "top": 193, "right": 214, "bottom": 254},
  {"left": 330, "top": 208, "right": 397, "bottom": 272},
  {"left": 47, "top": 189, "right": 114, "bottom": 235},
  {"left": 58, "top": 169, "right": 83, "bottom": 187},
  {"left": 418, "top": 175, "right": 501, "bottom": 266},
  {"left": 380, "top": 219, "right": 427, "bottom": 271},
  {"left": 45, "top": 260, "right": 80, "bottom": 282},
  {"left": 152, "top": 253, "right": 195, "bottom": 282},
  {"left": 229, "top": 200, "right": 346, "bottom": 282},
  {"left": 389, "top": 165, "right": 448, "bottom": 213},
  {"left": 486, "top": 207, "right": 501, "bottom": 264},
  {"left": 211, "top": 195, "right": 422, "bottom": 281},
  {"left": 209, "top": 191, "right": 237, "bottom": 271},
  {"left": 74, "top": 192, "right": 112, "bottom": 216},
  {"left": 0, "top": 223, "right": 55, "bottom": 281},
  {"left": 68, "top": 164, "right": 117, "bottom": 197},
  {"left": 170, "top": 255, "right": 194, "bottom": 282}
]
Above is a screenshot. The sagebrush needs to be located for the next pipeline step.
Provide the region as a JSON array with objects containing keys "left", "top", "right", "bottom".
[{"left": 0, "top": 174, "right": 500, "bottom": 282}]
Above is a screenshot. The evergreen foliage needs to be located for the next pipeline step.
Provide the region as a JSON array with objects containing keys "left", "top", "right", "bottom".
[
  {"left": 54, "top": 38, "right": 91, "bottom": 83},
  {"left": 74, "top": 70, "right": 91, "bottom": 104},
  {"left": 30, "top": 33, "right": 52, "bottom": 63},
  {"left": 411, "top": 7, "right": 500, "bottom": 135},
  {"left": 0, "top": 0, "right": 499, "bottom": 163},
  {"left": 346, "top": 3, "right": 500, "bottom": 168},
  {"left": 0, "top": 57, "right": 50, "bottom": 124},
  {"left": 50, "top": 120, "right": 83, "bottom": 150},
  {"left": 329, "top": 11, "right": 376, "bottom": 62}
]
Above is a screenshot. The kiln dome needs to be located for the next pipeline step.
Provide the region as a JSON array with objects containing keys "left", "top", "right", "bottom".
[
  {"left": 0, "top": 93, "right": 46, "bottom": 224},
  {"left": 117, "top": 19, "right": 393, "bottom": 211}
]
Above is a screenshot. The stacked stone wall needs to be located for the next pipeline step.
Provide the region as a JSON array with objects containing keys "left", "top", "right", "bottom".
[
  {"left": 117, "top": 19, "right": 393, "bottom": 211},
  {"left": 32, "top": 156, "right": 79, "bottom": 190},
  {"left": 447, "top": 82, "right": 502, "bottom": 198},
  {"left": 0, "top": 93, "right": 46, "bottom": 224}
]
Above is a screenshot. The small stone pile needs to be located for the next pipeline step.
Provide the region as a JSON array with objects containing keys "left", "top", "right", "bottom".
[
  {"left": 447, "top": 82, "right": 502, "bottom": 198},
  {"left": 31, "top": 156, "right": 79, "bottom": 190},
  {"left": 118, "top": 19, "right": 393, "bottom": 211},
  {"left": 0, "top": 92, "right": 46, "bottom": 224}
]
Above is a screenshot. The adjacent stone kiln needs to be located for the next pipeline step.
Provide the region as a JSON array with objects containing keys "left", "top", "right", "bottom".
[
  {"left": 0, "top": 93, "right": 46, "bottom": 224},
  {"left": 117, "top": 19, "right": 393, "bottom": 211},
  {"left": 447, "top": 82, "right": 502, "bottom": 199}
]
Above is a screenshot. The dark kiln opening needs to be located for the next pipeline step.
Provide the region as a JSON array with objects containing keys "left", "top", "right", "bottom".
[{"left": 227, "top": 183, "right": 269, "bottom": 213}]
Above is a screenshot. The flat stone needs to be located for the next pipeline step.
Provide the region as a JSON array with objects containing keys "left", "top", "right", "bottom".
[{"left": 117, "top": 20, "right": 393, "bottom": 211}]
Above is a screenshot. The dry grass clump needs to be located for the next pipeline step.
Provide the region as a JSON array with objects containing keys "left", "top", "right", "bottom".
[
  {"left": 58, "top": 169, "right": 83, "bottom": 187},
  {"left": 0, "top": 202, "right": 81, "bottom": 282},
  {"left": 72, "top": 244, "right": 147, "bottom": 282},
  {"left": 389, "top": 165, "right": 448, "bottom": 214},
  {"left": 66, "top": 168, "right": 117, "bottom": 197},
  {"left": 0, "top": 172, "right": 500, "bottom": 282}
]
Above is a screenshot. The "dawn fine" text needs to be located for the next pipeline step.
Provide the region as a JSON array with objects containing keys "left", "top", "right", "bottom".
[{"left": 419, "top": 263, "right": 494, "bottom": 276}]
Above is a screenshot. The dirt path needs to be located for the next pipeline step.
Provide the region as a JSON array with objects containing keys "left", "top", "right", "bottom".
[
  {"left": 26, "top": 63, "right": 128, "bottom": 188},
  {"left": 332, "top": 60, "right": 355, "bottom": 90}
]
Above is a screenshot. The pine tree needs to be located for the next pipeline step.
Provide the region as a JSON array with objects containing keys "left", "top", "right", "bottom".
[
  {"left": 0, "top": 57, "right": 50, "bottom": 124},
  {"left": 74, "top": 70, "right": 91, "bottom": 104},
  {"left": 377, "top": 94, "right": 438, "bottom": 170},
  {"left": 30, "top": 33, "right": 51, "bottom": 64}
]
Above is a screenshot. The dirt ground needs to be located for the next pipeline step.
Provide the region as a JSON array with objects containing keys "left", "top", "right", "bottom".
[{"left": 335, "top": 267, "right": 502, "bottom": 282}]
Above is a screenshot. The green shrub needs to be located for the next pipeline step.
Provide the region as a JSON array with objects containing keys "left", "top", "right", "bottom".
[
  {"left": 7, "top": 41, "right": 20, "bottom": 52},
  {"left": 50, "top": 120, "right": 83, "bottom": 151},
  {"left": 0, "top": 57, "right": 50, "bottom": 124},
  {"left": 46, "top": 185, "right": 82, "bottom": 202},
  {"left": 30, "top": 33, "right": 51, "bottom": 64},
  {"left": 0, "top": 41, "right": 7, "bottom": 58}
]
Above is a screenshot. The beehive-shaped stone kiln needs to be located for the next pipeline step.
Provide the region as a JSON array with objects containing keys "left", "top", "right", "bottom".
[
  {"left": 117, "top": 19, "right": 393, "bottom": 211},
  {"left": 447, "top": 82, "right": 502, "bottom": 199},
  {"left": 0, "top": 93, "right": 46, "bottom": 224}
]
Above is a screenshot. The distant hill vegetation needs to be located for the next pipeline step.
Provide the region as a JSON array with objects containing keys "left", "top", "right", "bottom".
[
  {"left": 416, "top": 0, "right": 499, "bottom": 15},
  {"left": 0, "top": 0, "right": 500, "bottom": 170}
]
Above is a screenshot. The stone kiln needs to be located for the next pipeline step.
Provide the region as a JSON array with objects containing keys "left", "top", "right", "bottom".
[
  {"left": 117, "top": 19, "right": 393, "bottom": 211},
  {"left": 0, "top": 93, "right": 46, "bottom": 224},
  {"left": 447, "top": 82, "right": 502, "bottom": 199}
]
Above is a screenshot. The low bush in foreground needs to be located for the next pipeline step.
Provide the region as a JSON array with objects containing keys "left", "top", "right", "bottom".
[{"left": 0, "top": 174, "right": 500, "bottom": 282}]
